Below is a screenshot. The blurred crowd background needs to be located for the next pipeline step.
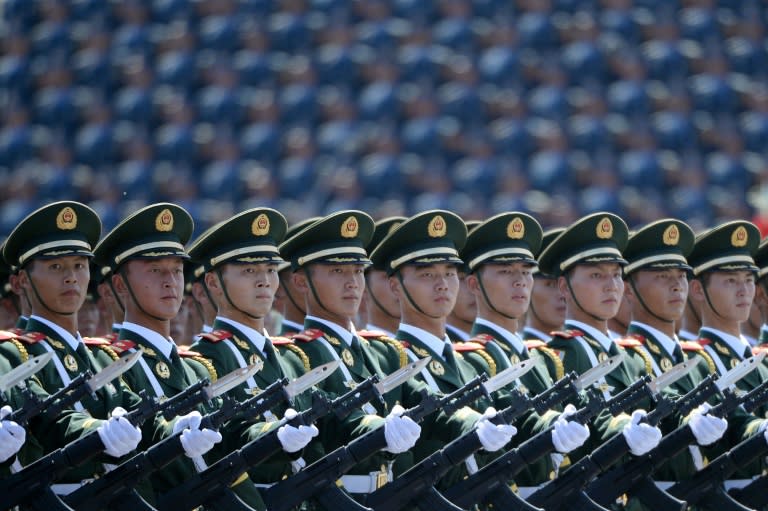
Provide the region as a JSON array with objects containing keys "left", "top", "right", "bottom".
[{"left": 1, "top": 0, "right": 768, "bottom": 236}]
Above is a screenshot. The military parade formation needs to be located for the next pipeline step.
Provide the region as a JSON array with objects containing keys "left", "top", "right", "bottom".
[{"left": 2, "top": 200, "right": 768, "bottom": 511}]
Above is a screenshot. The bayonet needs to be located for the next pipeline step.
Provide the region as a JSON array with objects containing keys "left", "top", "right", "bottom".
[
  {"left": 0, "top": 352, "right": 53, "bottom": 393},
  {"left": 201, "top": 360, "right": 263, "bottom": 400},
  {"left": 481, "top": 358, "right": 537, "bottom": 394},
  {"left": 85, "top": 349, "right": 144, "bottom": 393},
  {"left": 374, "top": 356, "right": 431, "bottom": 395},
  {"left": 714, "top": 352, "right": 765, "bottom": 392},
  {"left": 283, "top": 360, "right": 339, "bottom": 398},
  {"left": 574, "top": 353, "right": 624, "bottom": 391},
  {"left": 647, "top": 357, "right": 703, "bottom": 394}
]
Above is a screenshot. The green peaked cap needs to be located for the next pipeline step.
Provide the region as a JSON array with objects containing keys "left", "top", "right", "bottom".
[
  {"left": 538, "top": 212, "right": 629, "bottom": 277},
  {"left": 4, "top": 201, "right": 101, "bottom": 268}
]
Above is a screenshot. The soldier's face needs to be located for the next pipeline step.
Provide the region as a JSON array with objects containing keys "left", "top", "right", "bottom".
[
  {"left": 296, "top": 263, "right": 365, "bottom": 323},
  {"left": 450, "top": 271, "right": 477, "bottom": 324},
  {"left": 529, "top": 276, "right": 566, "bottom": 330},
  {"left": 696, "top": 270, "right": 755, "bottom": 324},
  {"left": 470, "top": 262, "right": 533, "bottom": 321},
  {"left": 365, "top": 269, "right": 399, "bottom": 318},
  {"left": 393, "top": 263, "right": 459, "bottom": 320},
  {"left": 118, "top": 257, "right": 185, "bottom": 322},
  {"left": 627, "top": 269, "right": 688, "bottom": 323},
  {"left": 561, "top": 263, "right": 624, "bottom": 322},
  {"left": 22, "top": 255, "right": 90, "bottom": 316},
  {"left": 213, "top": 262, "right": 279, "bottom": 320}
]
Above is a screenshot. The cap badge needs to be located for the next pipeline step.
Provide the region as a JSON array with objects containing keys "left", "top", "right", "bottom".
[
  {"left": 731, "top": 226, "right": 748, "bottom": 247},
  {"left": 662, "top": 224, "right": 679, "bottom": 246},
  {"left": 56, "top": 207, "right": 77, "bottom": 230},
  {"left": 155, "top": 209, "right": 174, "bottom": 232},
  {"left": 341, "top": 216, "right": 359, "bottom": 238},
  {"left": 596, "top": 217, "right": 613, "bottom": 239},
  {"left": 507, "top": 217, "right": 525, "bottom": 239},
  {"left": 252, "top": 213, "right": 270, "bottom": 236},
  {"left": 428, "top": 215, "right": 447, "bottom": 238}
]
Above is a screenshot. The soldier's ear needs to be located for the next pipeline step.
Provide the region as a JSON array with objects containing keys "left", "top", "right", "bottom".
[
  {"left": 292, "top": 269, "right": 309, "bottom": 294},
  {"left": 203, "top": 271, "right": 219, "bottom": 293},
  {"left": 688, "top": 278, "right": 705, "bottom": 303},
  {"left": 465, "top": 273, "right": 481, "bottom": 295}
]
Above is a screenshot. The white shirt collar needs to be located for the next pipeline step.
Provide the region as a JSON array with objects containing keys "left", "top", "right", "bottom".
[
  {"left": 677, "top": 329, "right": 698, "bottom": 341},
  {"left": 202, "top": 324, "right": 213, "bottom": 333},
  {"left": 700, "top": 327, "right": 752, "bottom": 357},
  {"left": 121, "top": 321, "right": 175, "bottom": 359},
  {"left": 30, "top": 315, "right": 82, "bottom": 351},
  {"left": 566, "top": 319, "right": 614, "bottom": 352},
  {"left": 398, "top": 323, "right": 451, "bottom": 357},
  {"left": 630, "top": 321, "right": 677, "bottom": 357},
  {"left": 366, "top": 324, "right": 396, "bottom": 338},
  {"left": 281, "top": 318, "right": 304, "bottom": 331},
  {"left": 306, "top": 315, "right": 355, "bottom": 347},
  {"left": 474, "top": 317, "right": 525, "bottom": 353},
  {"left": 523, "top": 326, "right": 550, "bottom": 341},
  {"left": 216, "top": 316, "right": 266, "bottom": 353},
  {"left": 445, "top": 324, "right": 470, "bottom": 341}
]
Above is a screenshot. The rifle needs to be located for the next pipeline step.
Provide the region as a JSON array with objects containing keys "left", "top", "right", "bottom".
[
  {"left": 362, "top": 359, "right": 566, "bottom": 511},
  {"left": 64, "top": 359, "right": 289, "bottom": 511},
  {"left": 521, "top": 355, "right": 711, "bottom": 511},
  {"left": 0, "top": 357, "right": 257, "bottom": 511},
  {"left": 586, "top": 354, "right": 764, "bottom": 511},
  {"left": 444, "top": 355, "right": 693, "bottom": 511},
  {"left": 667, "top": 373, "right": 768, "bottom": 511},
  {"left": 157, "top": 357, "right": 434, "bottom": 511}
]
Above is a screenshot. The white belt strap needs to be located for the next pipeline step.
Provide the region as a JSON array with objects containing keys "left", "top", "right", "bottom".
[
  {"left": 573, "top": 337, "right": 611, "bottom": 400},
  {"left": 340, "top": 465, "right": 394, "bottom": 493},
  {"left": 703, "top": 346, "right": 730, "bottom": 378},
  {"left": 221, "top": 339, "right": 259, "bottom": 392},
  {"left": 404, "top": 349, "right": 440, "bottom": 392},
  {"left": 132, "top": 349, "right": 208, "bottom": 472},
  {"left": 40, "top": 342, "right": 84, "bottom": 412}
]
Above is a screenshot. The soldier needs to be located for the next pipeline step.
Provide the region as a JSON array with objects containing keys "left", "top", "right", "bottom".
[
  {"left": 608, "top": 294, "right": 631, "bottom": 339},
  {"left": 687, "top": 221, "right": 768, "bottom": 412},
  {"left": 363, "top": 217, "right": 406, "bottom": 337},
  {"left": 619, "top": 219, "right": 730, "bottom": 486},
  {"left": 0, "top": 354, "right": 29, "bottom": 467},
  {"left": 536, "top": 212, "right": 662, "bottom": 457},
  {"left": 678, "top": 298, "right": 703, "bottom": 341},
  {"left": 278, "top": 210, "right": 422, "bottom": 496},
  {"left": 0, "top": 242, "right": 20, "bottom": 330},
  {"left": 92, "top": 202, "right": 264, "bottom": 507},
  {"left": 186, "top": 207, "right": 322, "bottom": 487},
  {"left": 368, "top": 210, "right": 521, "bottom": 489},
  {"left": 753, "top": 238, "right": 768, "bottom": 346},
  {"left": 0, "top": 201, "right": 143, "bottom": 496},
  {"left": 523, "top": 228, "right": 566, "bottom": 342},
  {"left": 94, "top": 264, "right": 124, "bottom": 338},
  {"left": 445, "top": 220, "right": 480, "bottom": 343},
  {"left": 274, "top": 217, "right": 319, "bottom": 336},
  {"left": 457, "top": 211, "right": 590, "bottom": 491}
]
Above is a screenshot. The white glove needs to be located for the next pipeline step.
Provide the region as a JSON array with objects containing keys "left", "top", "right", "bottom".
[
  {"left": 173, "top": 411, "right": 222, "bottom": 459},
  {"left": 0, "top": 405, "right": 25, "bottom": 463},
  {"left": 97, "top": 406, "right": 142, "bottom": 458},
  {"left": 622, "top": 409, "right": 662, "bottom": 456},
  {"left": 277, "top": 408, "right": 319, "bottom": 453},
  {"left": 551, "top": 404, "right": 591, "bottom": 453},
  {"left": 688, "top": 404, "right": 728, "bottom": 446},
  {"left": 383, "top": 404, "right": 421, "bottom": 454},
  {"left": 476, "top": 407, "right": 517, "bottom": 452}
]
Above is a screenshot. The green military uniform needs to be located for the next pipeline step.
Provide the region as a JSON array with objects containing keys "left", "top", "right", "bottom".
[
  {"left": 278, "top": 211, "right": 422, "bottom": 494},
  {"left": 93, "top": 202, "right": 265, "bottom": 508},
  {"left": 458, "top": 212, "right": 570, "bottom": 487},
  {"left": 187, "top": 207, "right": 325, "bottom": 484},
  {"left": 752, "top": 239, "right": 768, "bottom": 347},
  {"left": 370, "top": 210, "right": 523, "bottom": 490},
  {"left": 0, "top": 201, "right": 145, "bottom": 491},
  {"left": 537, "top": 213, "right": 655, "bottom": 454}
]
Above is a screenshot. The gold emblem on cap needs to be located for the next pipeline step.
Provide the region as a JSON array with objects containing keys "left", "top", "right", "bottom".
[
  {"left": 429, "top": 360, "right": 445, "bottom": 376},
  {"left": 341, "top": 348, "right": 354, "bottom": 366},
  {"left": 156, "top": 361, "right": 171, "bottom": 379},
  {"left": 507, "top": 217, "right": 525, "bottom": 239},
  {"left": 341, "top": 216, "right": 359, "bottom": 238},
  {"left": 64, "top": 354, "right": 78, "bottom": 372},
  {"left": 662, "top": 224, "right": 679, "bottom": 246},
  {"left": 156, "top": 209, "right": 174, "bottom": 232},
  {"left": 596, "top": 217, "right": 613, "bottom": 239},
  {"left": 428, "top": 215, "right": 447, "bottom": 238},
  {"left": 731, "top": 226, "right": 748, "bottom": 248},
  {"left": 56, "top": 207, "right": 77, "bottom": 230},
  {"left": 252, "top": 214, "right": 270, "bottom": 236}
]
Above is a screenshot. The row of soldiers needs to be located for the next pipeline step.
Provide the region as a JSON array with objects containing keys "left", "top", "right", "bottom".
[{"left": 0, "top": 200, "right": 767, "bottom": 511}]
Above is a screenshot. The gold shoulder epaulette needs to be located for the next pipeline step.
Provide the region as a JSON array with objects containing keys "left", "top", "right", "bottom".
[
  {"left": 281, "top": 343, "right": 311, "bottom": 372},
  {"left": 375, "top": 336, "right": 408, "bottom": 369},
  {"left": 454, "top": 342, "right": 496, "bottom": 377}
]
